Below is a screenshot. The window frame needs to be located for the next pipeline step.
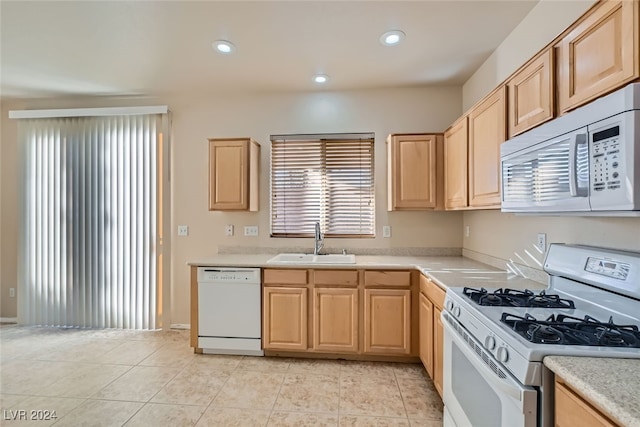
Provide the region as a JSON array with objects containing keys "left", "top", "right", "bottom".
[{"left": 270, "top": 133, "right": 375, "bottom": 238}]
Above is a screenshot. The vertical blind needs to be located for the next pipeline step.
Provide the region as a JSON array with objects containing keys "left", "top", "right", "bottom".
[
  {"left": 17, "top": 113, "right": 164, "bottom": 329},
  {"left": 270, "top": 134, "right": 375, "bottom": 237}
]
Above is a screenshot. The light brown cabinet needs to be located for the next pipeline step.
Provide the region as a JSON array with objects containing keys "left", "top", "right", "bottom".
[
  {"left": 444, "top": 116, "right": 469, "bottom": 210},
  {"left": 557, "top": 0, "right": 640, "bottom": 114},
  {"left": 419, "top": 292, "right": 434, "bottom": 378},
  {"left": 555, "top": 378, "right": 618, "bottom": 427},
  {"left": 507, "top": 48, "right": 554, "bottom": 137},
  {"left": 468, "top": 86, "right": 506, "bottom": 208},
  {"left": 313, "top": 287, "right": 358, "bottom": 353},
  {"left": 433, "top": 305, "right": 444, "bottom": 397},
  {"left": 387, "top": 134, "right": 443, "bottom": 210},
  {"left": 263, "top": 286, "right": 308, "bottom": 351},
  {"left": 208, "top": 138, "right": 260, "bottom": 211},
  {"left": 262, "top": 268, "right": 415, "bottom": 358},
  {"left": 363, "top": 288, "right": 411, "bottom": 355},
  {"left": 419, "top": 274, "right": 445, "bottom": 398}
]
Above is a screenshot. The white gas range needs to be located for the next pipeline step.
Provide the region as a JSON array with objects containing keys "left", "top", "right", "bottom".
[{"left": 441, "top": 244, "right": 640, "bottom": 427}]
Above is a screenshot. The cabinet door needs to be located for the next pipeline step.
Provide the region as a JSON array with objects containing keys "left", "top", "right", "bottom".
[
  {"left": 363, "top": 289, "right": 411, "bottom": 355},
  {"left": 433, "top": 306, "right": 444, "bottom": 398},
  {"left": 419, "top": 292, "right": 434, "bottom": 378},
  {"left": 555, "top": 380, "right": 617, "bottom": 427},
  {"left": 508, "top": 48, "right": 554, "bottom": 137},
  {"left": 209, "top": 139, "right": 249, "bottom": 210},
  {"left": 557, "top": 0, "right": 639, "bottom": 113},
  {"left": 209, "top": 138, "right": 259, "bottom": 211},
  {"left": 468, "top": 86, "right": 506, "bottom": 208},
  {"left": 444, "top": 117, "right": 468, "bottom": 209},
  {"left": 388, "top": 134, "right": 439, "bottom": 210},
  {"left": 313, "top": 288, "right": 358, "bottom": 353},
  {"left": 263, "top": 287, "right": 308, "bottom": 351}
]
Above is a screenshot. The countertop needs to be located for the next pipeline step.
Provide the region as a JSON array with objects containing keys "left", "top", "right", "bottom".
[
  {"left": 544, "top": 356, "right": 640, "bottom": 427},
  {"left": 188, "top": 254, "right": 547, "bottom": 291}
]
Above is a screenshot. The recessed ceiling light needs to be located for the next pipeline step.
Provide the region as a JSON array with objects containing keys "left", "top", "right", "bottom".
[
  {"left": 313, "top": 74, "right": 329, "bottom": 84},
  {"left": 213, "top": 40, "right": 235, "bottom": 54},
  {"left": 380, "top": 30, "right": 405, "bottom": 46}
]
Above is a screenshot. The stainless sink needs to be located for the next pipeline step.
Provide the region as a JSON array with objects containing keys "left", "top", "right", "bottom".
[{"left": 267, "top": 253, "right": 356, "bottom": 264}]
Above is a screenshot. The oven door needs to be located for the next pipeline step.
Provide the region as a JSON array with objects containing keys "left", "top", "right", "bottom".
[{"left": 442, "top": 313, "right": 538, "bottom": 427}]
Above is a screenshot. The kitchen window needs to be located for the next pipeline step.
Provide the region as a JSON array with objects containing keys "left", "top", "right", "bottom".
[{"left": 270, "top": 133, "right": 375, "bottom": 237}]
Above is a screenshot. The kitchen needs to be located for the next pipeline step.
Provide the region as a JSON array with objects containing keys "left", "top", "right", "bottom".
[{"left": 2, "top": 1, "right": 640, "bottom": 426}]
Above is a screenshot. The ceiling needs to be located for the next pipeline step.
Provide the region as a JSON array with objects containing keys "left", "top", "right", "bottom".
[{"left": 1, "top": 1, "right": 538, "bottom": 100}]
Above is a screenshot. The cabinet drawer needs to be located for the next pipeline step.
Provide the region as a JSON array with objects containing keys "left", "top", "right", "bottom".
[
  {"left": 263, "top": 269, "right": 308, "bottom": 285},
  {"left": 420, "top": 275, "right": 445, "bottom": 309},
  {"left": 364, "top": 271, "right": 411, "bottom": 287},
  {"left": 314, "top": 270, "right": 358, "bottom": 286}
]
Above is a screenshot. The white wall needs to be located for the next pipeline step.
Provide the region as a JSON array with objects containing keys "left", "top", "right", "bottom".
[
  {"left": 0, "top": 86, "right": 464, "bottom": 324},
  {"left": 461, "top": 0, "right": 640, "bottom": 271}
]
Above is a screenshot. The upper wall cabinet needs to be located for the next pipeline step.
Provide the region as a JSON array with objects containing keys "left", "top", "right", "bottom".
[
  {"left": 557, "top": 0, "right": 640, "bottom": 113},
  {"left": 387, "top": 134, "right": 443, "bottom": 210},
  {"left": 208, "top": 138, "right": 260, "bottom": 211},
  {"left": 468, "top": 86, "right": 506, "bottom": 208},
  {"left": 444, "top": 116, "right": 469, "bottom": 210},
  {"left": 507, "top": 48, "right": 554, "bottom": 138}
]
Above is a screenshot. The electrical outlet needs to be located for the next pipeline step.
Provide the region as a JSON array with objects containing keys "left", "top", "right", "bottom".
[
  {"left": 465, "top": 225, "right": 470, "bottom": 237},
  {"left": 9, "top": 288, "right": 15, "bottom": 298},
  {"left": 177, "top": 225, "right": 189, "bottom": 236},
  {"left": 244, "top": 225, "right": 259, "bottom": 236},
  {"left": 225, "top": 225, "right": 234, "bottom": 236},
  {"left": 536, "top": 233, "right": 547, "bottom": 253},
  {"left": 382, "top": 226, "right": 391, "bottom": 238}
]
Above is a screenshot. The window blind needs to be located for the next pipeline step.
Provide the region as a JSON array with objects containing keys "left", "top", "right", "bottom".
[
  {"left": 270, "top": 134, "right": 375, "bottom": 237},
  {"left": 17, "top": 113, "right": 166, "bottom": 329}
]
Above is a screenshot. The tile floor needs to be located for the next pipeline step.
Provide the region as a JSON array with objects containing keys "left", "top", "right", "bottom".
[{"left": 0, "top": 325, "right": 443, "bottom": 426}]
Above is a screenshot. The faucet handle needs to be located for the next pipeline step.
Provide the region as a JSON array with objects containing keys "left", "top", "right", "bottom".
[{"left": 342, "top": 249, "right": 347, "bottom": 255}]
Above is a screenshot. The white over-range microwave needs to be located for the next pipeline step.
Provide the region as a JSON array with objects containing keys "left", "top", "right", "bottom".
[{"left": 501, "top": 83, "right": 640, "bottom": 214}]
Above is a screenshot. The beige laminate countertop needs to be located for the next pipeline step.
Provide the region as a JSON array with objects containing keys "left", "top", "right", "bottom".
[
  {"left": 544, "top": 356, "right": 640, "bottom": 427},
  {"left": 188, "top": 254, "right": 547, "bottom": 291}
]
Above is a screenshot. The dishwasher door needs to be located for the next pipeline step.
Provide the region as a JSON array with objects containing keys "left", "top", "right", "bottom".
[{"left": 197, "top": 267, "right": 262, "bottom": 355}]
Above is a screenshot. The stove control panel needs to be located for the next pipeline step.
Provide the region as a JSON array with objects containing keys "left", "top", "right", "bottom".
[{"left": 585, "top": 257, "right": 630, "bottom": 280}]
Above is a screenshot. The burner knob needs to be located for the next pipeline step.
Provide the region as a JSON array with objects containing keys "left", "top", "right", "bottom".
[
  {"left": 485, "top": 336, "right": 496, "bottom": 350},
  {"left": 447, "top": 301, "right": 455, "bottom": 312},
  {"left": 453, "top": 306, "right": 461, "bottom": 317},
  {"left": 496, "top": 346, "right": 509, "bottom": 363}
]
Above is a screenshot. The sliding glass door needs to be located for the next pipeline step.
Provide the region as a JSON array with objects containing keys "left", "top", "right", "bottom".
[{"left": 17, "top": 112, "right": 169, "bottom": 329}]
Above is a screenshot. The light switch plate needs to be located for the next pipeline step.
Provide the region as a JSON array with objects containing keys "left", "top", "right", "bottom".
[
  {"left": 244, "top": 225, "right": 259, "bottom": 236},
  {"left": 382, "top": 226, "right": 391, "bottom": 238},
  {"left": 177, "top": 225, "right": 189, "bottom": 236},
  {"left": 225, "top": 225, "right": 234, "bottom": 236}
]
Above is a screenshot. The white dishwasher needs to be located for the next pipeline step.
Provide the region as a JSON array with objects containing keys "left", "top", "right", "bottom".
[{"left": 197, "top": 267, "right": 263, "bottom": 356}]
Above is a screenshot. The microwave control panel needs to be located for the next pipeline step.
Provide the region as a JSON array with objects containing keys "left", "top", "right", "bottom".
[{"left": 591, "top": 125, "right": 621, "bottom": 192}]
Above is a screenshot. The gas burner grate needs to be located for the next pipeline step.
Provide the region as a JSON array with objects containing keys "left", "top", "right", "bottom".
[
  {"left": 500, "top": 313, "right": 640, "bottom": 347},
  {"left": 462, "top": 287, "right": 575, "bottom": 309}
]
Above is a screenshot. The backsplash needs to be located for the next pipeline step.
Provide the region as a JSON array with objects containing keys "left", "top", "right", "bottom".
[{"left": 218, "top": 246, "right": 462, "bottom": 257}]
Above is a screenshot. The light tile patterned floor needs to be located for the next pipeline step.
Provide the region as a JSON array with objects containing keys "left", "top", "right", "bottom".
[{"left": 0, "top": 325, "right": 443, "bottom": 426}]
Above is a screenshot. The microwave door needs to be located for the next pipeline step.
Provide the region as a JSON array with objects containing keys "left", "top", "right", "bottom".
[{"left": 502, "top": 128, "right": 590, "bottom": 212}]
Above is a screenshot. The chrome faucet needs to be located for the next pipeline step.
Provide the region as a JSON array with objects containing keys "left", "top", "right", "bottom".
[{"left": 314, "top": 221, "right": 324, "bottom": 255}]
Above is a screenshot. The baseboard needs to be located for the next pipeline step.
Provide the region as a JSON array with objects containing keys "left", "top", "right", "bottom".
[
  {"left": 170, "top": 323, "right": 190, "bottom": 330},
  {"left": 0, "top": 317, "right": 18, "bottom": 323}
]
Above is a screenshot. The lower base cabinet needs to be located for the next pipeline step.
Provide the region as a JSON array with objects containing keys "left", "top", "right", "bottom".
[
  {"left": 314, "top": 287, "right": 358, "bottom": 353},
  {"left": 419, "top": 293, "right": 434, "bottom": 377},
  {"left": 555, "top": 378, "right": 618, "bottom": 427},
  {"left": 433, "top": 306, "right": 444, "bottom": 396},
  {"left": 364, "top": 288, "right": 411, "bottom": 355},
  {"left": 262, "top": 268, "right": 415, "bottom": 358},
  {"left": 263, "top": 286, "right": 308, "bottom": 351},
  {"left": 419, "top": 274, "right": 445, "bottom": 398}
]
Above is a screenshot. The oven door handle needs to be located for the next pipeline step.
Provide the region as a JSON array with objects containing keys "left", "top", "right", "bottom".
[{"left": 443, "top": 317, "right": 524, "bottom": 401}]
